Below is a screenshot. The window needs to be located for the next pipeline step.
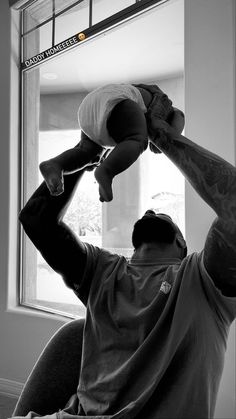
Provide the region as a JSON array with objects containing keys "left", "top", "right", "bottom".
[{"left": 20, "top": 0, "right": 184, "bottom": 318}]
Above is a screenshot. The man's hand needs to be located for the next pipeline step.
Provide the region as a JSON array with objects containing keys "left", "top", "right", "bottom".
[
  {"left": 147, "top": 93, "right": 173, "bottom": 123},
  {"left": 148, "top": 108, "right": 185, "bottom": 154},
  {"left": 148, "top": 119, "right": 175, "bottom": 153}
]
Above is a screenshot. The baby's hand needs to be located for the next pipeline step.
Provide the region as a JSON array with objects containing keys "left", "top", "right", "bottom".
[
  {"left": 86, "top": 149, "right": 111, "bottom": 172},
  {"left": 148, "top": 118, "right": 172, "bottom": 138},
  {"left": 148, "top": 141, "right": 162, "bottom": 154}
]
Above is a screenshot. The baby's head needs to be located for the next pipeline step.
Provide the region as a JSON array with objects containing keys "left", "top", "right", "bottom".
[{"left": 167, "top": 108, "right": 185, "bottom": 135}]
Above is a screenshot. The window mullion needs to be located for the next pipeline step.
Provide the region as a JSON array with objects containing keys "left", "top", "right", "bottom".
[
  {"left": 52, "top": 0, "right": 55, "bottom": 46},
  {"left": 89, "top": 0, "right": 93, "bottom": 27}
]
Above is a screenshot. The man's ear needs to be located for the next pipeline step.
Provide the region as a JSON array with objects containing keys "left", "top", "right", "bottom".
[{"left": 176, "top": 235, "right": 187, "bottom": 258}]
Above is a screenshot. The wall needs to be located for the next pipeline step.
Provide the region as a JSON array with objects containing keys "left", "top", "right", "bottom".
[
  {"left": 0, "top": 1, "right": 235, "bottom": 419},
  {"left": 185, "top": 1, "right": 236, "bottom": 418}
]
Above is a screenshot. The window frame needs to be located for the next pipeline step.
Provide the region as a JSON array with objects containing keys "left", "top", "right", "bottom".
[{"left": 20, "top": 0, "right": 168, "bottom": 70}]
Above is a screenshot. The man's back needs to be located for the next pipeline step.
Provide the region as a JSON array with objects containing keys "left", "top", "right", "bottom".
[{"left": 72, "top": 245, "right": 233, "bottom": 419}]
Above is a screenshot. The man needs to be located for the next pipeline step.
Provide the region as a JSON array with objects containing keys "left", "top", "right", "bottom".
[{"left": 16, "top": 115, "right": 236, "bottom": 419}]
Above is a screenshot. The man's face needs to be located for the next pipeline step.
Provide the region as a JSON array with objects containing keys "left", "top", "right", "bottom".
[{"left": 136, "top": 210, "right": 187, "bottom": 258}]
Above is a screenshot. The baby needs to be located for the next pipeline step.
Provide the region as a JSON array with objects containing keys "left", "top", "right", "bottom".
[{"left": 40, "top": 83, "right": 185, "bottom": 202}]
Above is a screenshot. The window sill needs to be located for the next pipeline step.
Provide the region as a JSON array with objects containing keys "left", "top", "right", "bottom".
[{"left": 6, "top": 303, "right": 74, "bottom": 322}]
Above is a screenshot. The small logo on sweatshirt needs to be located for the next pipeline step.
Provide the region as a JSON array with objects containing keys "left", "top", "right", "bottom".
[{"left": 160, "top": 281, "right": 172, "bottom": 294}]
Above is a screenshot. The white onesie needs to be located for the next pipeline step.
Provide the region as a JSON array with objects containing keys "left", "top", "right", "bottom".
[{"left": 78, "top": 84, "right": 147, "bottom": 148}]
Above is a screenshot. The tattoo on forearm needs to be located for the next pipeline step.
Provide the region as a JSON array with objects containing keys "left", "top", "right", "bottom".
[
  {"left": 160, "top": 134, "right": 236, "bottom": 293},
  {"left": 159, "top": 135, "right": 236, "bottom": 223}
]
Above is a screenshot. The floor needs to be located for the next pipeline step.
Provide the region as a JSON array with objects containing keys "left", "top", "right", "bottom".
[{"left": 0, "top": 394, "right": 18, "bottom": 419}]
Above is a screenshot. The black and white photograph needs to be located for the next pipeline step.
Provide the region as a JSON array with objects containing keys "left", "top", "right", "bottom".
[{"left": 0, "top": 1, "right": 235, "bottom": 418}]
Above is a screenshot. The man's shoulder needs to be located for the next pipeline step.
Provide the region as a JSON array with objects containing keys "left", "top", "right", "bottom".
[{"left": 84, "top": 242, "right": 127, "bottom": 264}]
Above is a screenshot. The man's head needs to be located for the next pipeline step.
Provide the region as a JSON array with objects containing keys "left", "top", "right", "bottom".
[{"left": 132, "top": 210, "right": 187, "bottom": 259}]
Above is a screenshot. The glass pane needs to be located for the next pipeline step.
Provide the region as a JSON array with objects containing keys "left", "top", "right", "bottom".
[
  {"left": 55, "top": 0, "right": 89, "bottom": 44},
  {"left": 23, "top": 21, "right": 53, "bottom": 61},
  {"left": 22, "top": 0, "right": 89, "bottom": 34},
  {"left": 55, "top": 0, "right": 86, "bottom": 15},
  {"left": 23, "top": 0, "right": 53, "bottom": 33},
  {"left": 92, "top": 0, "right": 134, "bottom": 25}
]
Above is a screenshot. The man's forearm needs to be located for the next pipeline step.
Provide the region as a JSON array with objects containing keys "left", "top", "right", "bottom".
[
  {"left": 19, "top": 168, "right": 89, "bottom": 286},
  {"left": 154, "top": 132, "right": 236, "bottom": 224},
  {"left": 19, "top": 169, "right": 85, "bottom": 232}
]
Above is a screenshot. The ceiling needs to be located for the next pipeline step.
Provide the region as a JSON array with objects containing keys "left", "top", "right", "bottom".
[{"left": 39, "top": 0, "right": 184, "bottom": 93}]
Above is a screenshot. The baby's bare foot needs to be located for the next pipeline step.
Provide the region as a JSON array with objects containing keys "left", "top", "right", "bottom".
[
  {"left": 95, "top": 165, "right": 113, "bottom": 202},
  {"left": 39, "top": 160, "right": 64, "bottom": 196}
]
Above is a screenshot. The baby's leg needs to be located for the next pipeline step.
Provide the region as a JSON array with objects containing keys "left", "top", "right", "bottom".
[
  {"left": 95, "top": 99, "right": 148, "bottom": 202},
  {"left": 95, "top": 138, "right": 147, "bottom": 202},
  {"left": 40, "top": 134, "right": 103, "bottom": 196}
]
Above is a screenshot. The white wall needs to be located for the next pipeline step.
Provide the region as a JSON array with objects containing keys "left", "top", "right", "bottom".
[
  {"left": 0, "top": 1, "right": 235, "bottom": 419},
  {"left": 185, "top": 1, "right": 236, "bottom": 418}
]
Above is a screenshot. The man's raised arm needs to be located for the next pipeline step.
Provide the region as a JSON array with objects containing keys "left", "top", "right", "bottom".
[
  {"left": 150, "top": 121, "right": 236, "bottom": 297},
  {"left": 19, "top": 169, "right": 87, "bottom": 289}
]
